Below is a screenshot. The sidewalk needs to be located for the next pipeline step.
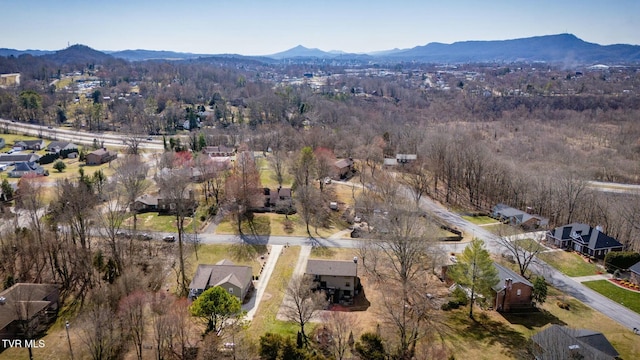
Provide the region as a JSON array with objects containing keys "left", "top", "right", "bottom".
[{"left": 571, "top": 273, "right": 612, "bottom": 282}]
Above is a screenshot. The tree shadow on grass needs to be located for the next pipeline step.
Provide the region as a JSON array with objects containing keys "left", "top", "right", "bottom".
[
  {"left": 452, "top": 310, "right": 532, "bottom": 359},
  {"left": 501, "top": 307, "right": 567, "bottom": 330}
]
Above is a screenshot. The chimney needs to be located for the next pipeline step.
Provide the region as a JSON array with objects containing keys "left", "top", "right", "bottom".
[
  {"left": 0, "top": 296, "right": 5, "bottom": 305},
  {"left": 353, "top": 256, "right": 358, "bottom": 264},
  {"left": 505, "top": 278, "right": 513, "bottom": 289}
]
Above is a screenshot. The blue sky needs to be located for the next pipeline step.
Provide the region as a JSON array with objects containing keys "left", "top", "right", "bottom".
[{"left": 1, "top": 0, "right": 638, "bottom": 55}]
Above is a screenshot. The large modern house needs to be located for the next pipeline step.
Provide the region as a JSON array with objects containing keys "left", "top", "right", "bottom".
[{"left": 546, "top": 223, "right": 624, "bottom": 259}]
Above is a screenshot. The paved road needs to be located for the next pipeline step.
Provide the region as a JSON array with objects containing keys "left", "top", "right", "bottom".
[
  {"left": 413, "top": 192, "right": 640, "bottom": 332},
  {"left": 0, "top": 118, "right": 164, "bottom": 150}
]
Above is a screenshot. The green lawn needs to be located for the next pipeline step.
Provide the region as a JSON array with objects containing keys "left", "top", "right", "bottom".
[
  {"left": 514, "top": 238, "right": 546, "bottom": 252},
  {"left": 461, "top": 215, "right": 500, "bottom": 225},
  {"left": 582, "top": 280, "right": 640, "bottom": 314},
  {"left": 247, "top": 246, "right": 301, "bottom": 339},
  {"left": 537, "top": 250, "right": 600, "bottom": 277}
]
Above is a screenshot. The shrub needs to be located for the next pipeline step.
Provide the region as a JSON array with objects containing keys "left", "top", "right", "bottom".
[
  {"left": 604, "top": 251, "right": 640, "bottom": 272},
  {"left": 441, "top": 303, "right": 452, "bottom": 311},
  {"left": 451, "top": 287, "right": 469, "bottom": 306},
  {"left": 556, "top": 301, "right": 570, "bottom": 310}
]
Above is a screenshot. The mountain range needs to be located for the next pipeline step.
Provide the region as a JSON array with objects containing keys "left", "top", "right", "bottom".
[{"left": 2, "top": 34, "right": 639, "bottom": 64}]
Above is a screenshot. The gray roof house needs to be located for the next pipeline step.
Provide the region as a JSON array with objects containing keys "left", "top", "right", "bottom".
[
  {"left": 531, "top": 325, "right": 619, "bottom": 360},
  {"left": 0, "top": 283, "right": 59, "bottom": 344},
  {"left": 305, "top": 259, "right": 359, "bottom": 304},
  {"left": 9, "top": 162, "right": 46, "bottom": 178},
  {"left": 546, "top": 223, "right": 624, "bottom": 259},
  {"left": 492, "top": 203, "right": 549, "bottom": 229},
  {"left": 188, "top": 259, "right": 253, "bottom": 301},
  {"left": 45, "top": 141, "right": 78, "bottom": 154},
  {"left": 0, "top": 153, "right": 40, "bottom": 165},
  {"left": 0, "top": 137, "right": 5, "bottom": 149},
  {"left": 14, "top": 139, "right": 46, "bottom": 150}
]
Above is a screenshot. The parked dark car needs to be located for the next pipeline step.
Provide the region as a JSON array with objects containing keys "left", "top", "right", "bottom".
[{"left": 163, "top": 235, "right": 176, "bottom": 242}]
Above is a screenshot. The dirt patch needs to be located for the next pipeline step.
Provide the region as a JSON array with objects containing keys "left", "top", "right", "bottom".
[{"left": 261, "top": 292, "right": 272, "bottom": 301}]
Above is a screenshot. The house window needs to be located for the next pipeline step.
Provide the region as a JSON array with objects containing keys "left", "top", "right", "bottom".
[
  {"left": 516, "top": 289, "right": 521, "bottom": 296},
  {"left": 345, "top": 282, "right": 350, "bottom": 287},
  {"left": 228, "top": 288, "right": 233, "bottom": 293},
  {"left": 170, "top": 203, "right": 176, "bottom": 210}
]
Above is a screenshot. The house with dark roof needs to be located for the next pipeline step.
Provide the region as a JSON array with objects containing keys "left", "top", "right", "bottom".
[
  {"left": 13, "top": 139, "right": 45, "bottom": 151},
  {"left": 86, "top": 148, "right": 117, "bottom": 165},
  {"left": 0, "top": 283, "right": 59, "bottom": 346},
  {"left": 132, "top": 194, "right": 159, "bottom": 213},
  {"left": 188, "top": 259, "right": 253, "bottom": 301},
  {"left": 305, "top": 259, "right": 359, "bottom": 304},
  {"left": 8, "top": 162, "right": 46, "bottom": 178},
  {"left": 492, "top": 263, "right": 533, "bottom": 312},
  {"left": 630, "top": 260, "right": 640, "bottom": 286},
  {"left": 45, "top": 141, "right": 78, "bottom": 154},
  {"left": 492, "top": 203, "right": 549, "bottom": 230},
  {"left": 546, "top": 223, "right": 624, "bottom": 259},
  {"left": 531, "top": 325, "right": 619, "bottom": 360},
  {"left": 0, "top": 153, "right": 40, "bottom": 165}
]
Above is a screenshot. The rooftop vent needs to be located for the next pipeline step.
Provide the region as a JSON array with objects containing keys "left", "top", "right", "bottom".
[{"left": 0, "top": 296, "right": 6, "bottom": 305}]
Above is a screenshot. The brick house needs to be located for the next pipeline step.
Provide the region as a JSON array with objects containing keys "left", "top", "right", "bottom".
[{"left": 492, "top": 263, "right": 533, "bottom": 312}]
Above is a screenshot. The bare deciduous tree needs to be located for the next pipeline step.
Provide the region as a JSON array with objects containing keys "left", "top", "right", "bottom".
[{"left": 282, "top": 275, "right": 326, "bottom": 345}]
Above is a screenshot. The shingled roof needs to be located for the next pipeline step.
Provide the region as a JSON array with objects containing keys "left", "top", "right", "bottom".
[{"left": 306, "top": 259, "right": 357, "bottom": 277}]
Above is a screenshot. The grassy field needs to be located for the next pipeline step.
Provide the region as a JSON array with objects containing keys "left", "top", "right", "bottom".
[
  {"left": 582, "top": 280, "right": 640, "bottom": 314},
  {"left": 247, "top": 246, "right": 301, "bottom": 339},
  {"left": 537, "top": 250, "right": 600, "bottom": 277}
]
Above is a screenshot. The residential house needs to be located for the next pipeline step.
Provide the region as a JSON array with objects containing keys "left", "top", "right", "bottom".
[
  {"left": 132, "top": 194, "right": 159, "bottom": 213},
  {"left": 492, "top": 262, "right": 533, "bottom": 312},
  {"left": 546, "top": 223, "right": 624, "bottom": 259},
  {"left": 188, "top": 259, "right": 253, "bottom": 301},
  {"left": 13, "top": 139, "right": 46, "bottom": 151},
  {"left": 0, "top": 153, "right": 40, "bottom": 165},
  {"left": 9, "top": 162, "right": 46, "bottom": 178},
  {"left": 0, "top": 73, "right": 21, "bottom": 88},
  {"left": 333, "top": 158, "right": 354, "bottom": 179},
  {"left": 85, "top": 148, "right": 117, "bottom": 165},
  {"left": 305, "top": 259, "right": 359, "bottom": 304},
  {"left": 203, "top": 145, "right": 235, "bottom": 157},
  {"left": 45, "top": 141, "right": 78, "bottom": 155},
  {"left": 629, "top": 260, "right": 640, "bottom": 286},
  {"left": 0, "top": 137, "right": 5, "bottom": 149},
  {"left": 492, "top": 203, "right": 549, "bottom": 230},
  {"left": 531, "top": 325, "right": 619, "bottom": 360},
  {"left": 0, "top": 283, "right": 59, "bottom": 346},
  {"left": 383, "top": 154, "right": 418, "bottom": 167},
  {"left": 157, "top": 190, "right": 197, "bottom": 216}
]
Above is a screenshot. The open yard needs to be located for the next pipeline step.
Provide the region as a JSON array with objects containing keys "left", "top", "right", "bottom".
[
  {"left": 582, "top": 279, "right": 640, "bottom": 314},
  {"left": 536, "top": 250, "right": 601, "bottom": 277},
  {"left": 247, "top": 246, "right": 301, "bottom": 338},
  {"left": 443, "top": 287, "right": 640, "bottom": 359},
  {"left": 461, "top": 214, "right": 500, "bottom": 225}
]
